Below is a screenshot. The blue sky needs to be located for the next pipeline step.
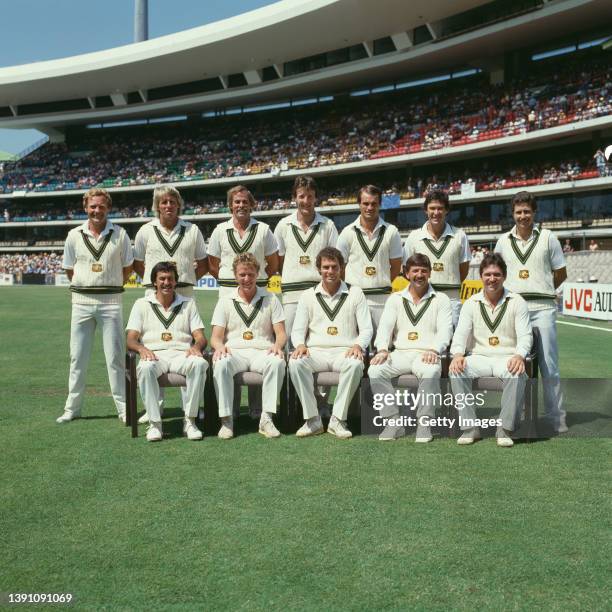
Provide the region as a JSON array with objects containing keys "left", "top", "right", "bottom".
[{"left": 0, "top": 0, "right": 275, "bottom": 154}]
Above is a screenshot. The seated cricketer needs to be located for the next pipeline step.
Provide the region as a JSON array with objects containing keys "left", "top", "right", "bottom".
[
  {"left": 289, "top": 246, "right": 373, "bottom": 439},
  {"left": 449, "top": 253, "right": 532, "bottom": 448},
  {"left": 210, "top": 253, "right": 287, "bottom": 440},
  {"left": 369, "top": 253, "right": 453, "bottom": 443},
  {"left": 126, "top": 262, "right": 208, "bottom": 442}
]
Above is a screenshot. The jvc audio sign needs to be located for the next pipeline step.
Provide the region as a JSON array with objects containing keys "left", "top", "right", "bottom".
[{"left": 563, "top": 283, "right": 612, "bottom": 321}]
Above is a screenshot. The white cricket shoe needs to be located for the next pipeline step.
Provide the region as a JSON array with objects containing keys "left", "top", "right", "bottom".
[
  {"left": 457, "top": 428, "right": 480, "bottom": 445},
  {"left": 184, "top": 417, "right": 203, "bottom": 441},
  {"left": 496, "top": 427, "right": 514, "bottom": 448},
  {"left": 415, "top": 424, "right": 433, "bottom": 443},
  {"left": 296, "top": 416, "right": 324, "bottom": 438},
  {"left": 379, "top": 425, "right": 405, "bottom": 441},
  {"left": 327, "top": 416, "right": 352, "bottom": 439},
  {"left": 56, "top": 410, "right": 80, "bottom": 424},
  {"left": 218, "top": 417, "right": 234, "bottom": 440},
  {"left": 259, "top": 412, "right": 281, "bottom": 438},
  {"left": 146, "top": 422, "right": 163, "bottom": 442}
]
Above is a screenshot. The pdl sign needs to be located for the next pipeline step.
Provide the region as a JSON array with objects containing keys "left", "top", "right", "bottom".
[{"left": 563, "top": 283, "right": 612, "bottom": 321}]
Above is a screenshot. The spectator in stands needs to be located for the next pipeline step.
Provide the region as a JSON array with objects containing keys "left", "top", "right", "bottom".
[
  {"left": 594, "top": 149, "right": 608, "bottom": 177},
  {"left": 562, "top": 239, "right": 574, "bottom": 253},
  {"left": 588, "top": 239, "right": 599, "bottom": 251}
]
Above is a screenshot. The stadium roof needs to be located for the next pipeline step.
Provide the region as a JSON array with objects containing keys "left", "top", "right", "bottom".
[{"left": 0, "top": 0, "right": 609, "bottom": 131}]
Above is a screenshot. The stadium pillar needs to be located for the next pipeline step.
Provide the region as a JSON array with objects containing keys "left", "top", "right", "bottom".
[{"left": 134, "top": 0, "right": 148, "bottom": 43}]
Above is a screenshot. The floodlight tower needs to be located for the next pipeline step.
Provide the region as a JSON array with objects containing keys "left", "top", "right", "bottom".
[{"left": 134, "top": 0, "right": 148, "bottom": 42}]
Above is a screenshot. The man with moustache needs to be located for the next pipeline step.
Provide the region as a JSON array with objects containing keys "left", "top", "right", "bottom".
[
  {"left": 126, "top": 262, "right": 208, "bottom": 442},
  {"left": 369, "top": 253, "right": 453, "bottom": 442}
]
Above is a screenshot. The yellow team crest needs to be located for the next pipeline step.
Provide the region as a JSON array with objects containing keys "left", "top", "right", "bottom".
[
  {"left": 432, "top": 262, "right": 444, "bottom": 272},
  {"left": 327, "top": 326, "right": 339, "bottom": 336},
  {"left": 161, "top": 332, "right": 173, "bottom": 342},
  {"left": 365, "top": 266, "right": 376, "bottom": 276},
  {"left": 299, "top": 255, "right": 311, "bottom": 265},
  {"left": 488, "top": 336, "right": 500, "bottom": 346},
  {"left": 243, "top": 331, "right": 254, "bottom": 341},
  {"left": 408, "top": 332, "right": 419, "bottom": 341},
  {"left": 91, "top": 263, "right": 103, "bottom": 272},
  {"left": 519, "top": 270, "right": 530, "bottom": 279}
]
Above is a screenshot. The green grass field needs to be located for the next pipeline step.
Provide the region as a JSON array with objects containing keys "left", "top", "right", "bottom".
[{"left": 1, "top": 287, "right": 611, "bottom": 611}]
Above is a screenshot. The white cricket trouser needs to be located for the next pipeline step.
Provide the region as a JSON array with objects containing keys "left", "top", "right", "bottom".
[
  {"left": 145, "top": 285, "right": 195, "bottom": 409},
  {"left": 283, "top": 302, "right": 298, "bottom": 346},
  {"left": 64, "top": 303, "right": 126, "bottom": 416},
  {"left": 137, "top": 349, "right": 208, "bottom": 422},
  {"left": 289, "top": 347, "right": 364, "bottom": 421},
  {"left": 529, "top": 308, "right": 564, "bottom": 422},
  {"left": 450, "top": 354, "right": 527, "bottom": 432},
  {"left": 366, "top": 295, "right": 386, "bottom": 334},
  {"left": 449, "top": 298, "right": 462, "bottom": 328},
  {"left": 368, "top": 351, "right": 441, "bottom": 418},
  {"left": 213, "top": 349, "right": 285, "bottom": 418}
]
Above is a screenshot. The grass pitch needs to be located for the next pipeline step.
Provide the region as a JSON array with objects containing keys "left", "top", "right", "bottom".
[{"left": 1, "top": 287, "right": 611, "bottom": 610}]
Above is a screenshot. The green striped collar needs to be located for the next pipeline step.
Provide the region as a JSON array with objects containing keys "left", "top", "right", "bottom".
[
  {"left": 399, "top": 284, "right": 436, "bottom": 305},
  {"left": 314, "top": 280, "right": 349, "bottom": 299}
]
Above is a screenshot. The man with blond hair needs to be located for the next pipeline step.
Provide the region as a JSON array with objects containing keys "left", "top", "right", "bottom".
[
  {"left": 57, "top": 188, "right": 133, "bottom": 424},
  {"left": 134, "top": 185, "right": 208, "bottom": 298},
  {"left": 210, "top": 253, "right": 287, "bottom": 440}
]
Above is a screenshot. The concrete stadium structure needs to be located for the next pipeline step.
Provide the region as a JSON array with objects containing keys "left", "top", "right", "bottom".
[{"left": 0, "top": 0, "right": 611, "bottom": 268}]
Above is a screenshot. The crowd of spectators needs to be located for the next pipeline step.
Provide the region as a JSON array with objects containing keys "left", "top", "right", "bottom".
[
  {"left": 1, "top": 152, "right": 603, "bottom": 223},
  {"left": 0, "top": 252, "right": 63, "bottom": 275},
  {"left": 0, "top": 55, "right": 609, "bottom": 194}
]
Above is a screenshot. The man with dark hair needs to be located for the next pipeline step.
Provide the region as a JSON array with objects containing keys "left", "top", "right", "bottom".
[
  {"left": 207, "top": 185, "right": 279, "bottom": 297},
  {"left": 449, "top": 253, "right": 532, "bottom": 447},
  {"left": 494, "top": 190, "right": 567, "bottom": 432},
  {"left": 403, "top": 189, "right": 470, "bottom": 326},
  {"left": 126, "top": 261, "right": 208, "bottom": 442},
  {"left": 370, "top": 252, "right": 453, "bottom": 442},
  {"left": 57, "top": 188, "right": 133, "bottom": 424},
  {"left": 274, "top": 175, "right": 338, "bottom": 338},
  {"left": 337, "top": 184, "right": 403, "bottom": 329},
  {"left": 289, "top": 247, "right": 373, "bottom": 439}
]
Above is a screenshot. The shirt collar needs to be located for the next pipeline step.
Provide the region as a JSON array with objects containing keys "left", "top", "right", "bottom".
[
  {"left": 510, "top": 225, "right": 540, "bottom": 241},
  {"left": 80, "top": 219, "right": 114, "bottom": 238},
  {"left": 420, "top": 221, "right": 454, "bottom": 239},
  {"left": 232, "top": 286, "right": 266, "bottom": 305},
  {"left": 315, "top": 280, "right": 348, "bottom": 298},
  {"left": 145, "top": 292, "right": 188, "bottom": 309},
  {"left": 152, "top": 217, "right": 186, "bottom": 233},
  {"left": 228, "top": 217, "right": 258, "bottom": 231},
  {"left": 288, "top": 211, "right": 324, "bottom": 228},
  {"left": 400, "top": 283, "right": 436, "bottom": 304},
  {"left": 474, "top": 287, "right": 511, "bottom": 305},
  {"left": 352, "top": 216, "right": 387, "bottom": 234}
]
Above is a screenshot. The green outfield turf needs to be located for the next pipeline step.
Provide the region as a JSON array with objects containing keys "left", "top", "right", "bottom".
[{"left": 1, "top": 287, "right": 611, "bottom": 610}]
